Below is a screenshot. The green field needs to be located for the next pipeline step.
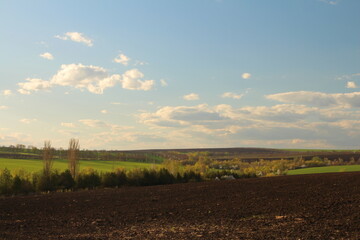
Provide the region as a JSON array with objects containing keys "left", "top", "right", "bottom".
[
  {"left": 287, "top": 165, "right": 360, "bottom": 175},
  {"left": 282, "top": 149, "right": 359, "bottom": 152},
  {"left": 0, "top": 158, "right": 158, "bottom": 173}
]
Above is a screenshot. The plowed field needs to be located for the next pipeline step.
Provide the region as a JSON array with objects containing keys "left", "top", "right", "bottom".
[{"left": 1, "top": 172, "right": 360, "bottom": 239}]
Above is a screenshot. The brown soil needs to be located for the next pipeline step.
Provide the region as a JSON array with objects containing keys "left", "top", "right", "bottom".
[{"left": 1, "top": 172, "right": 360, "bottom": 239}]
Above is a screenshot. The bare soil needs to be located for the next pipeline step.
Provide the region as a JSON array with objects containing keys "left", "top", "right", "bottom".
[{"left": 1, "top": 172, "right": 360, "bottom": 239}]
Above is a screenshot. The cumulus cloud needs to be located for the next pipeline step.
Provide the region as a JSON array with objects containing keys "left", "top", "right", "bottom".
[
  {"left": 138, "top": 101, "right": 360, "bottom": 146},
  {"left": 55, "top": 32, "right": 93, "bottom": 47},
  {"left": 121, "top": 69, "right": 154, "bottom": 91},
  {"left": 18, "top": 78, "right": 52, "bottom": 95},
  {"left": 79, "top": 119, "right": 109, "bottom": 128},
  {"left": 50, "top": 63, "right": 121, "bottom": 94},
  {"left": 39, "top": 52, "right": 54, "bottom": 60},
  {"left": 17, "top": 64, "right": 155, "bottom": 94},
  {"left": 114, "top": 53, "right": 130, "bottom": 66},
  {"left": 221, "top": 92, "right": 243, "bottom": 99},
  {"left": 0, "top": 106, "right": 8, "bottom": 110},
  {"left": 183, "top": 93, "right": 199, "bottom": 101},
  {"left": 139, "top": 104, "right": 230, "bottom": 130},
  {"left": 20, "top": 118, "right": 37, "bottom": 124},
  {"left": 61, "top": 122, "right": 75, "bottom": 128},
  {"left": 2, "top": 90, "right": 12, "bottom": 96},
  {"left": 346, "top": 81, "right": 358, "bottom": 89},
  {"left": 79, "top": 119, "right": 132, "bottom": 131},
  {"left": 242, "top": 73, "right": 251, "bottom": 79},
  {"left": 101, "top": 110, "right": 108, "bottom": 114},
  {"left": 266, "top": 91, "right": 360, "bottom": 108},
  {"left": 0, "top": 132, "right": 33, "bottom": 146}
]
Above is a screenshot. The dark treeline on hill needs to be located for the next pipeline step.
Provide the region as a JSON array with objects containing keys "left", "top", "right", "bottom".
[{"left": 0, "top": 145, "right": 164, "bottom": 163}]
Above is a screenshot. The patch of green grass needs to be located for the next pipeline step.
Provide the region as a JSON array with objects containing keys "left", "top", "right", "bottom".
[
  {"left": 0, "top": 158, "right": 158, "bottom": 173},
  {"left": 282, "top": 149, "right": 359, "bottom": 152},
  {"left": 287, "top": 165, "right": 360, "bottom": 175}
]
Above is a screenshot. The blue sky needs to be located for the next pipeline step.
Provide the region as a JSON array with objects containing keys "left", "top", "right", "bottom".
[{"left": 0, "top": 0, "right": 360, "bottom": 150}]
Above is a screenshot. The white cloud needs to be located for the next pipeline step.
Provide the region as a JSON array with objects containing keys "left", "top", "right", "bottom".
[
  {"left": 319, "top": 0, "right": 340, "bottom": 5},
  {"left": 183, "top": 93, "right": 199, "bottom": 101},
  {"left": 20, "top": 118, "right": 37, "bottom": 124},
  {"left": 138, "top": 102, "right": 360, "bottom": 147},
  {"left": 79, "top": 119, "right": 132, "bottom": 131},
  {"left": 242, "top": 73, "right": 251, "bottom": 79},
  {"left": 101, "top": 110, "right": 108, "bottom": 114},
  {"left": 160, "top": 79, "right": 168, "bottom": 87},
  {"left": 18, "top": 78, "right": 52, "bottom": 95},
  {"left": 266, "top": 91, "right": 360, "bottom": 108},
  {"left": 110, "top": 102, "right": 125, "bottom": 105},
  {"left": 0, "top": 132, "right": 33, "bottom": 146},
  {"left": 134, "top": 60, "right": 148, "bottom": 66},
  {"left": 346, "top": 81, "right": 358, "bottom": 89},
  {"left": 0, "top": 106, "right": 8, "bottom": 110},
  {"left": 79, "top": 119, "right": 108, "bottom": 128},
  {"left": 2, "top": 90, "right": 12, "bottom": 96},
  {"left": 114, "top": 53, "right": 130, "bottom": 66},
  {"left": 337, "top": 73, "right": 360, "bottom": 81},
  {"left": 61, "top": 122, "right": 75, "bottom": 128},
  {"left": 50, "top": 63, "right": 121, "bottom": 94},
  {"left": 55, "top": 32, "right": 93, "bottom": 47},
  {"left": 39, "top": 52, "right": 54, "bottom": 60},
  {"left": 221, "top": 92, "right": 243, "bottom": 99},
  {"left": 17, "top": 64, "right": 155, "bottom": 94},
  {"left": 121, "top": 69, "right": 154, "bottom": 91},
  {"left": 139, "top": 104, "right": 229, "bottom": 130}
]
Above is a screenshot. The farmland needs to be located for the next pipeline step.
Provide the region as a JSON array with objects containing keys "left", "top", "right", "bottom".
[
  {"left": 0, "top": 158, "right": 156, "bottom": 173},
  {"left": 287, "top": 164, "right": 360, "bottom": 175},
  {"left": 1, "top": 146, "right": 360, "bottom": 176},
  {"left": 1, "top": 172, "right": 360, "bottom": 239}
]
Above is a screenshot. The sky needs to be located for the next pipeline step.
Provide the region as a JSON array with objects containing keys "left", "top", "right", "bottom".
[{"left": 0, "top": 0, "right": 360, "bottom": 150}]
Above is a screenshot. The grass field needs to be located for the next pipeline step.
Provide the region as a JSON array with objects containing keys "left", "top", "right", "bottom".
[
  {"left": 282, "top": 149, "right": 359, "bottom": 152},
  {"left": 0, "top": 158, "right": 158, "bottom": 173},
  {"left": 287, "top": 165, "right": 360, "bottom": 175}
]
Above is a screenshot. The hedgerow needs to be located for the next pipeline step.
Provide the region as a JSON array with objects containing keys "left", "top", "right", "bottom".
[{"left": 0, "top": 167, "right": 205, "bottom": 196}]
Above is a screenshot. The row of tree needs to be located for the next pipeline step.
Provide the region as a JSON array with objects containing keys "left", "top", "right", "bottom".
[
  {"left": 0, "top": 167, "right": 203, "bottom": 195},
  {"left": 42, "top": 139, "right": 80, "bottom": 178}
]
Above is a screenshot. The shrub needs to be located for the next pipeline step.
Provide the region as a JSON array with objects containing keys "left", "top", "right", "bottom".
[
  {"left": 58, "top": 170, "right": 75, "bottom": 190},
  {"left": 157, "top": 168, "right": 175, "bottom": 185},
  {"left": 0, "top": 168, "right": 13, "bottom": 195},
  {"left": 142, "top": 169, "right": 159, "bottom": 186},
  {"left": 102, "top": 172, "right": 118, "bottom": 187},
  {"left": 115, "top": 169, "right": 127, "bottom": 186},
  {"left": 127, "top": 168, "right": 145, "bottom": 186},
  {"left": 182, "top": 170, "right": 202, "bottom": 182},
  {"left": 77, "top": 169, "right": 101, "bottom": 189},
  {"left": 35, "top": 172, "right": 57, "bottom": 192},
  {"left": 12, "top": 175, "right": 33, "bottom": 194}
]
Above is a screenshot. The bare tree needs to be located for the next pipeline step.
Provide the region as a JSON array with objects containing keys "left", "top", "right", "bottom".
[
  {"left": 68, "top": 138, "right": 80, "bottom": 178},
  {"left": 43, "top": 140, "right": 53, "bottom": 176}
]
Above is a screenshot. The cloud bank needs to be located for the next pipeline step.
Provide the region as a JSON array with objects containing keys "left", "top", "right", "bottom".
[{"left": 266, "top": 91, "right": 360, "bottom": 108}]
